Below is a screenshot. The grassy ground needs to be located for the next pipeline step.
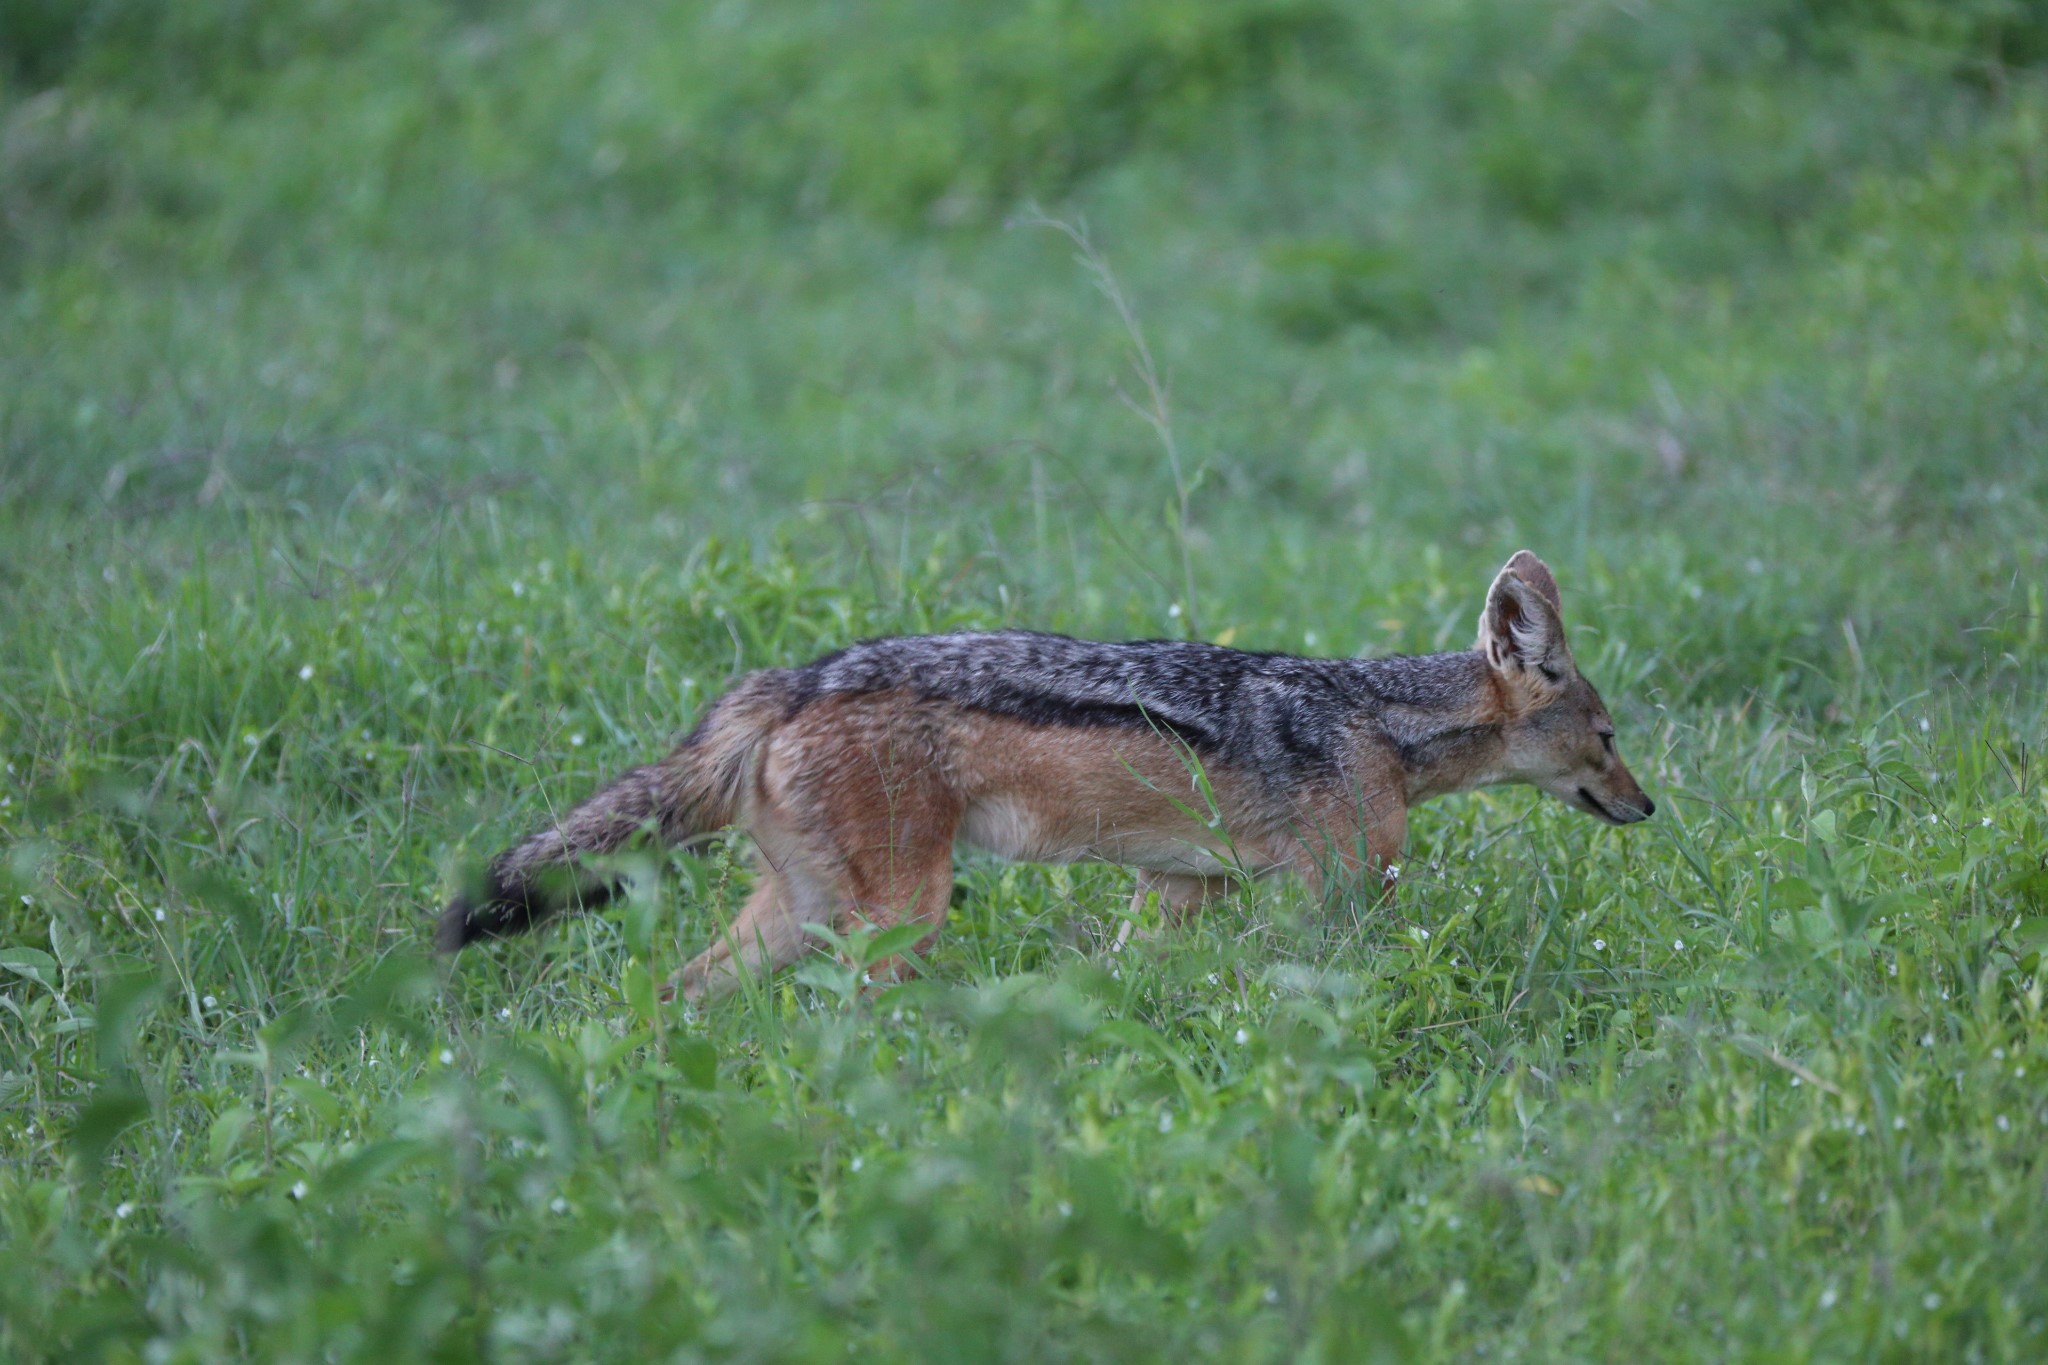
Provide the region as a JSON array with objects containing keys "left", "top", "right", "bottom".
[{"left": 4, "top": 1, "right": 2048, "bottom": 1359}]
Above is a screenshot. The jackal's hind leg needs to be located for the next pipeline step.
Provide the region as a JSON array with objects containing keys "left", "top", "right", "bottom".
[
  {"left": 673, "top": 869, "right": 803, "bottom": 1003},
  {"left": 841, "top": 848, "right": 956, "bottom": 987}
]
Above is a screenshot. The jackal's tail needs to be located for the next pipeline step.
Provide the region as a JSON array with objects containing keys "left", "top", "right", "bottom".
[{"left": 435, "top": 672, "right": 787, "bottom": 951}]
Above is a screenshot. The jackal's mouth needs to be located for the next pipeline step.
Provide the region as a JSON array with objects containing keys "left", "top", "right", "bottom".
[{"left": 1576, "top": 786, "right": 1631, "bottom": 825}]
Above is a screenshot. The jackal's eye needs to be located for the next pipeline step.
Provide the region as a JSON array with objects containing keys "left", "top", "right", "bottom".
[{"left": 1598, "top": 731, "right": 1616, "bottom": 756}]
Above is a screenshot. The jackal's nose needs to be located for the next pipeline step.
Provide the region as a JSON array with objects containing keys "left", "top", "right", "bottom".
[{"left": 1639, "top": 795, "right": 1656, "bottom": 819}]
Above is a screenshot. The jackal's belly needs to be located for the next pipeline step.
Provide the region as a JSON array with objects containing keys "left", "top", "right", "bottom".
[
  {"left": 946, "top": 713, "right": 1280, "bottom": 873},
  {"left": 957, "top": 795, "right": 1246, "bottom": 874}
]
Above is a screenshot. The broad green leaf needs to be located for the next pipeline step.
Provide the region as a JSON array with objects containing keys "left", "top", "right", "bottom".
[
  {"left": 0, "top": 947, "right": 59, "bottom": 992},
  {"left": 72, "top": 1087, "right": 151, "bottom": 1180},
  {"left": 48, "top": 916, "right": 89, "bottom": 973},
  {"left": 676, "top": 1037, "right": 718, "bottom": 1091},
  {"left": 856, "top": 922, "right": 930, "bottom": 967},
  {"left": 319, "top": 1139, "right": 432, "bottom": 1201},
  {"left": 208, "top": 1106, "right": 256, "bottom": 1166}
]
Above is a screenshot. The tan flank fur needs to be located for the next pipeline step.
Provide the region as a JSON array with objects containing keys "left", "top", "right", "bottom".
[{"left": 439, "top": 550, "right": 1655, "bottom": 1001}]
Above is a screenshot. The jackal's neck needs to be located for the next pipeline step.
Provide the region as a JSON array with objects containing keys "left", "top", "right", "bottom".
[{"left": 1346, "top": 650, "right": 1510, "bottom": 802}]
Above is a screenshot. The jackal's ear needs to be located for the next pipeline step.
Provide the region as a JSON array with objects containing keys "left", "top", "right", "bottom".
[
  {"left": 1479, "top": 551, "right": 1572, "bottom": 688},
  {"left": 1502, "top": 550, "right": 1563, "bottom": 617}
]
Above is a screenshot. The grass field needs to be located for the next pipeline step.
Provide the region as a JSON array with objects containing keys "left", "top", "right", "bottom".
[{"left": 4, "top": 1, "right": 2048, "bottom": 1359}]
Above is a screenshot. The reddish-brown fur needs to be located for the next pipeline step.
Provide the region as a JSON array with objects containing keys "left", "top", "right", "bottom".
[{"left": 674, "top": 695, "right": 1414, "bottom": 1001}]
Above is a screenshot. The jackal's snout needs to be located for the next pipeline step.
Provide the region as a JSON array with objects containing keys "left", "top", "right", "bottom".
[
  {"left": 1578, "top": 768, "right": 1655, "bottom": 824},
  {"left": 1567, "top": 722, "right": 1655, "bottom": 825}
]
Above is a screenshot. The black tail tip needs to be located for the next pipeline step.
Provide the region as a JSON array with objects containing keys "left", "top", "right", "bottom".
[
  {"left": 434, "top": 874, "right": 620, "bottom": 953},
  {"left": 435, "top": 896, "right": 484, "bottom": 953},
  {"left": 434, "top": 877, "right": 542, "bottom": 953}
]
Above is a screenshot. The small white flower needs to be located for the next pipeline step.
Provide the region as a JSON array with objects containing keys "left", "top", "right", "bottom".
[
  {"left": 1997, "top": 1115, "right": 2011, "bottom": 1132},
  {"left": 511, "top": 580, "right": 526, "bottom": 597},
  {"left": 1924, "top": 1292, "right": 1941, "bottom": 1311},
  {"left": 1207, "top": 973, "right": 1219, "bottom": 986},
  {"left": 570, "top": 733, "right": 585, "bottom": 748},
  {"left": 849, "top": 1156, "right": 863, "bottom": 1172},
  {"left": 1981, "top": 817, "right": 1994, "bottom": 827},
  {"left": 1921, "top": 1033, "right": 1934, "bottom": 1047},
  {"left": 1263, "top": 1286, "right": 1280, "bottom": 1305},
  {"left": 115, "top": 1202, "right": 136, "bottom": 1219},
  {"left": 1235, "top": 1028, "right": 1249, "bottom": 1045},
  {"left": 1417, "top": 927, "right": 1429, "bottom": 941},
  {"left": 1167, "top": 603, "right": 1183, "bottom": 619},
  {"left": 1057, "top": 1201, "right": 1072, "bottom": 1217},
  {"left": 1819, "top": 1287, "right": 1838, "bottom": 1309},
  {"left": 1386, "top": 864, "right": 1401, "bottom": 880},
  {"left": 498, "top": 1008, "right": 511, "bottom": 1021},
  {"left": 298, "top": 665, "right": 314, "bottom": 681},
  {"left": 439, "top": 1049, "right": 455, "bottom": 1065},
  {"left": 290, "top": 1181, "right": 308, "bottom": 1200},
  {"left": 1919, "top": 718, "right": 1931, "bottom": 733},
  {"left": 1994, "top": 1048, "right": 2006, "bottom": 1060},
  {"left": 1592, "top": 939, "right": 1606, "bottom": 952},
  {"left": 1157, "top": 1111, "right": 1174, "bottom": 1133},
  {"left": 153, "top": 907, "right": 165, "bottom": 922},
  {"left": 1894, "top": 1116, "right": 1906, "bottom": 1131},
  {"left": 202, "top": 994, "right": 217, "bottom": 1009},
  {"left": 1673, "top": 939, "right": 1684, "bottom": 951},
  {"left": 550, "top": 1197, "right": 569, "bottom": 1214}
]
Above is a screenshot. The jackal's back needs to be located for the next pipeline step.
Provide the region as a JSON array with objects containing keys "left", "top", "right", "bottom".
[{"left": 783, "top": 630, "right": 1487, "bottom": 784}]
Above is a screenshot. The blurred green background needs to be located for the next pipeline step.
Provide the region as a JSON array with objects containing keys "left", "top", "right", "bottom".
[
  {"left": 4, "top": 2, "right": 2048, "bottom": 1361},
  {"left": 5, "top": 0, "right": 2043, "bottom": 671}
]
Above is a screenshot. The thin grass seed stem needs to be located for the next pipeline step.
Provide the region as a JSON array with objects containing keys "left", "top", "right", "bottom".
[{"left": 1014, "top": 210, "right": 1201, "bottom": 637}]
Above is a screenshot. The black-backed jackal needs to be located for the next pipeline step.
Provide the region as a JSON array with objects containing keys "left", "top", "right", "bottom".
[{"left": 439, "top": 551, "right": 1654, "bottom": 999}]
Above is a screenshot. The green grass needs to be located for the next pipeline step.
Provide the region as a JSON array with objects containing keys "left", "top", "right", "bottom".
[{"left": 3, "top": 1, "right": 2048, "bottom": 1359}]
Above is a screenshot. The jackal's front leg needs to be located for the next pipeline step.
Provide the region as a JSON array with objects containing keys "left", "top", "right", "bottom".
[
  {"left": 1128, "top": 871, "right": 1234, "bottom": 922},
  {"left": 1285, "top": 788, "right": 1408, "bottom": 906},
  {"left": 1110, "top": 871, "right": 1235, "bottom": 952}
]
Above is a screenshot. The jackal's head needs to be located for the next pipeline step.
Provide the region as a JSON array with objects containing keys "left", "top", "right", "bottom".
[{"left": 1477, "top": 550, "right": 1655, "bottom": 825}]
